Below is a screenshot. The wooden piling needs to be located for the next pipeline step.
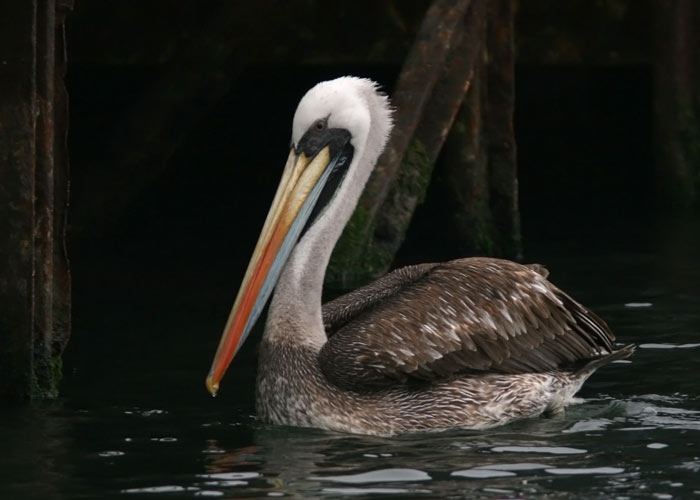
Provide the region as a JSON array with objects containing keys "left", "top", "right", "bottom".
[
  {"left": 327, "top": 0, "right": 521, "bottom": 286},
  {"left": 0, "top": 0, "right": 72, "bottom": 403},
  {"left": 652, "top": 0, "right": 700, "bottom": 208}
]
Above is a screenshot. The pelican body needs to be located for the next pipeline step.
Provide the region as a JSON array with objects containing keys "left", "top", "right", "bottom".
[{"left": 206, "top": 77, "right": 633, "bottom": 436}]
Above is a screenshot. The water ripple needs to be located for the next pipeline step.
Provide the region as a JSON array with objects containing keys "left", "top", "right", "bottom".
[
  {"left": 545, "top": 466, "right": 624, "bottom": 475},
  {"left": 122, "top": 485, "right": 197, "bottom": 494},
  {"left": 310, "top": 468, "right": 431, "bottom": 484},
  {"left": 639, "top": 343, "right": 700, "bottom": 349},
  {"left": 618, "top": 395, "right": 700, "bottom": 431},
  {"left": 452, "top": 469, "right": 516, "bottom": 478},
  {"left": 322, "top": 487, "right": 432, "bottom": 495},
  {"left": 491, "top": 445, "right": 587, "bottom": 455}
]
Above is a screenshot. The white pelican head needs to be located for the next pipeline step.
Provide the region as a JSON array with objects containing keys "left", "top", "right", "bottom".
[{"left": 206, "top": 77, "right": 393, "bottom": 395}]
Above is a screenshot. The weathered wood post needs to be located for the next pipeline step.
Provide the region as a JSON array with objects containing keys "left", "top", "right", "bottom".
[
  {"left": 0, "top": 0, "right": 72, "bottom": 403},
  {"left": 652, "top": 0, "right": 700, "bottom": 208},
  {"left": 440, "top": 0, "right": 520, "bottom": 257},
  {"left": 327, "top": 0, "right": 521, "bottom": 286}
]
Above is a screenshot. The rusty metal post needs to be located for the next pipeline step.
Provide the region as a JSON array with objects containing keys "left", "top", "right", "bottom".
[{"left": 0, "top": 0, "right": 72, "bottom": 403}]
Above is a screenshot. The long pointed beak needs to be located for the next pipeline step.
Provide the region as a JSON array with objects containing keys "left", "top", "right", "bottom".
[{"left": 206, "top": 146, "right": 336, "bottom": 396}]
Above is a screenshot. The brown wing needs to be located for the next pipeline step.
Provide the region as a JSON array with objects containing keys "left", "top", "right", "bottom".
[
  {"left": 323, "top": 263, "right": 440, "bottom": 336},
  {"left": 319, "top": 257, "right": 617, "bottom": 390}
]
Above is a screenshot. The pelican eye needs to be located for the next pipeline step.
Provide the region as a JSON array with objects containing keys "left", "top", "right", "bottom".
[{"left": 296, "top": 118, "right": 349, "bottom": 159}]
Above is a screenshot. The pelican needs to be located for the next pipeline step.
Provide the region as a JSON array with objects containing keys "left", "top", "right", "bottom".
[{"left": 206, "top": 77, "right": 633, "bottom": 436}]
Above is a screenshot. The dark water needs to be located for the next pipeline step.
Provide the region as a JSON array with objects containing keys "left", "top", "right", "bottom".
[{"left": 2, "top": 214, "right": 700, "bottom": 499}]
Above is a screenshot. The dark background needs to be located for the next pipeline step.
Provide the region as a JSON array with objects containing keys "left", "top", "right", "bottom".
[{"left": 62, "top": 1, "right": 665, "bottom": 378}]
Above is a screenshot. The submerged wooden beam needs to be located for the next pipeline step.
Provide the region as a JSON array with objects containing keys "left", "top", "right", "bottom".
[{"left": 0, "top": 0, "right": 72, "bottom": 403}]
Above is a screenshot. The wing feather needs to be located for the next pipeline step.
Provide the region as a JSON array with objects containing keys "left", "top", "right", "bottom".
[{"left": 319, "top": 257, "right": 618, "bottom": 390}]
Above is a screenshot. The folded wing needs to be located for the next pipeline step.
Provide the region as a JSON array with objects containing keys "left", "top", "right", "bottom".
[{"left": 320, "top": 257, "right": 617, "bottom": 390}]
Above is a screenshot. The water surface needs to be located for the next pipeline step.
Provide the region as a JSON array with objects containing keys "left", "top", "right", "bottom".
[{"left": 2, "top": 215, "right": 699, "bottom": 499}]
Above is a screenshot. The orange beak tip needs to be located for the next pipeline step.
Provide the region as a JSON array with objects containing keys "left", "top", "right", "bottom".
[{"left": 206, "top": 376, "right": 219, "bottom": 397}]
